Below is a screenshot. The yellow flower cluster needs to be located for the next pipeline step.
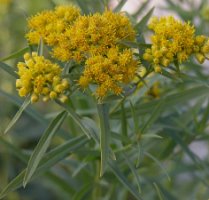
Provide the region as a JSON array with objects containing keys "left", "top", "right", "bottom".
[
  {"left": 25, "top": 6, "right": 138, "bottom": 99},
  {"left": 16, "top": 52, "right": 69, "bottom": 103},
  {"left": 52, "top": 10, "right": 136, "bottom": 62},
  {"left": 193, "top": 35, "right": 209, "bottom": 64},
  {"left": 143, "top": 16, "right": 209, "bottom": 72},
  {"left": 78, "top": 47, "right": 137, "bottom": 98},
  {"left": 26, "top": 5, "right": 80, "bottom": 46}
]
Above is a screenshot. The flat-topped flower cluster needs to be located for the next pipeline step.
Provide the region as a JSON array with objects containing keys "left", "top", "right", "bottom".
[
  {"left": 143, "top": 16, "right": 209, "bottom": 72},
  {"left": 21, "top": 5, "right": 138, "bottom": 101},
  {"left": 16, "top": 5, "right": 209, "bottom": 103}
]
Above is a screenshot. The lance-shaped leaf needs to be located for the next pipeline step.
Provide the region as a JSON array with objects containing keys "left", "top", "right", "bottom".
[
  {"left": 135, "top": 7, "right": 154, "bottom": 33},
  {"left": 0, "top": 62, "right": 18, "bottom": 78},
  {"left": 0, "top": 135, "right": 88, "bottom": 199},
  {"left": 23, "top": 111, "right": 67, "bottom": 187},
  {"left": 97, "top": 103, "right": 110, "bottom": 177},
  {"left": 37, "top": 37, "right": 44, "bottom": 56},
  {"left": 113, "top": 0, "right": 127, "bottom": 12},
  {"left": 4, "top": 96, "right": 31, "bottom": 134},
  {"left": 0, "top": 47, "right": 29, "bottom": 62},
  {"left": 56, "top": 101, "right": 91, "bottom": 139},
  {"left": 108, "top": 160, "right": 143, "bottom": 200}
]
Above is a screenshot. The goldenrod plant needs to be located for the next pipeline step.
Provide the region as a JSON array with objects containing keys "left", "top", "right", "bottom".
[{"left": 0, "top": 0, "right": 209, "bottom": 199}]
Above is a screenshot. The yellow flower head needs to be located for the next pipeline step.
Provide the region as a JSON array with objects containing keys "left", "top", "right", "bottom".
[
  {"left": 26, "top": 5, "right": 80, "bottom": 46},
  {"left": 193, "top": 35, "right": 209, "bottom": 64},
  {"left": 16, "top": 52, "right": 69, "bottom": 103},
  {"left": 78, "top": 47, "right": 138, "bottom": 98},
  {"left": 52, "top": 10, "right": 136, "bottom": 62},
  {"left": 143, "top": 16, "right": 196, "bottom": 70}
]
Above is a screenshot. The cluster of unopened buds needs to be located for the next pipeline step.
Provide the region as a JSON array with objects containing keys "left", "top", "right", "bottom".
[
  {"left": 143, "top": 16, "right": 209, "bottom": 72},
  {"left": 16, "top": 52, "right": 69, "bottom": 103},
  {"left": 193, "top": 35, "right": 209, "bottom": 64}
]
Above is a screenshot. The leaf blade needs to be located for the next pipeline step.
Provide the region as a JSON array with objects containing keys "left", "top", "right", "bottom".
[
  {"left": 97, "top": 103, "right": 110, "bottom": 176},
  {"left": 113, "top": 0, "right": 127, "bottom": 12},
  {"left": 0, "top": 47, "right": 29, "bottom": 62},
  {"left": 4, "top": 96, "right": 30, "bottom": 134},
  {"left": 56, "top": 100, "right": 91, "bottom": 139},
  {"left": 23, "top": 111, "right": 67, "bottom": 187},
  {"left": 108, "top": 161, "right": 143, "bottom": 200},
  {"left": 140, "top": 98, "right": 164, "bottom": 134},
  {"left": 0, "top": 62, "right": 18, "bottom": 78},
  {"left": 0, "top": 135, "right": 88, "bottom": 199},
  {"left": 135, "top": 7, "right": 154, "bottom": 33}
]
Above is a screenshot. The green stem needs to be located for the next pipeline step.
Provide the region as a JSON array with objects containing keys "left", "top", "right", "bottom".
[{"left": 97, "top": 103, "right": 110, "bottom": 177}]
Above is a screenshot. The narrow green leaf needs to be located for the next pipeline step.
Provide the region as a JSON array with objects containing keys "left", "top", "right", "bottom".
[
  {"left": 0, "top": 136, "right": 88, "bottom": 199},
  {"left": 63, "top": 61, "right": 74, "bottom": 75},
  {"left": 113, "top": 0, "right": 127, "bottom": 12},
  {"left": 4, "top": 96, "right": 30, "bottom": 134},
  {"left": 153, "top": 182, "right": 164, "bottom": 200},
  {"left": 45, "top": 172, "right": 75, "bottom": 196},
  {"left": 0, "top": 171, "right": 25, "bottom": 199},
  {"left": 38, "top": 135, "right": 88, "bottom": 172},
  {"left": 140, "top": 98, "right": 164, "bottom": 134},
  {"left": 141, "top": 134, "right": 163, "bottom": 139},
  {"left": 103, "top": 94, "right": 123, "bottom": 103},
  {"left": 57, "top": 101, "right": 116, "bottom": 160},
  {"left": 23, "top": 111, "right": 67, "bottom": 187},
  {"left": 161, "top": 68, "right": 179, "bottom": 81},
  {"left": 0, "top": 137, "right": 29, "bottom": 163},
  {"left": 166, "top": 131, "right": 198, "bottom": 163},
  {"left": 72, "top": 162, "right": 87, "bottom": 177},
  {"left": 154, "top": 183, "right": 177, "bottom": 200},
  {"left": 159, "top": 140, "right": 176, "bottom": 159},
  {"left": 37, "top": 37, "right": 44, "bottom": 56},
  {"left": 114, "top": 144, "right": 133, "bottom": 154},
  {"left": 0, "top": 89, "right": 48, "bottom": 126},
  {"left": 130, "top": 101, "right": 139, "bottom": 134},
  {"left": 198, "top": 100, "right": 209, "bottom": 132},
  {"left": 112, "top": 86, "right": 209, "bottom": 118},
  {"left": 174, "top": 59, "right": 180, "bottom": 74},
  {"left": 0, "top": 62, "right": 18, "bottom": 78},
  {"left": 123, "top": 153, "right": 142, "bottom": 194},
  {"left": 0, "top": 47, "right": 29, "bottom": 62},
  {"left": 118, "top": 40, "right": 151, "bottom": 48},
  {"left": 132, "top": 0, "right": 149, "bottom": 18},
  {"left": 108, "top": 161, "right": 143, "bottom": 200},
  {"left": 72, "top": 183, "right": 91, "bottom": 200},
  {"left": 81, "top": 117, "right": 99, "bottom": 142},
  {"left": 144, "top": 152, "right": 171, "bottom": 182},
  {"left": 165, "top": 0, "right": 193, "bottom": 21},
  {"left": 165, "top": 131, "right": 209, "bottom": 177},
  {"left": 135, "top": 7, "right": 154, "bottom": 33},
  {"left": 101, "top": 0, "right": 109, "bottom": 7},
  {"left": 97, "top": 103, "right": 110, "bottom": 176},
  {"left": 111, "top": 131, "right": 131, "bottom": 144},
  {"left": 121, "top": 102, "right": 128, "bottom": 140},
  {"left": 135, "top": 142, "right": 142, "bottom": 168},
  {"left": 56, "top": 101, "right": 91, "bottom": 139},
  {"left": 76, "top": 0, "right": 90, "bottom": 14}
]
